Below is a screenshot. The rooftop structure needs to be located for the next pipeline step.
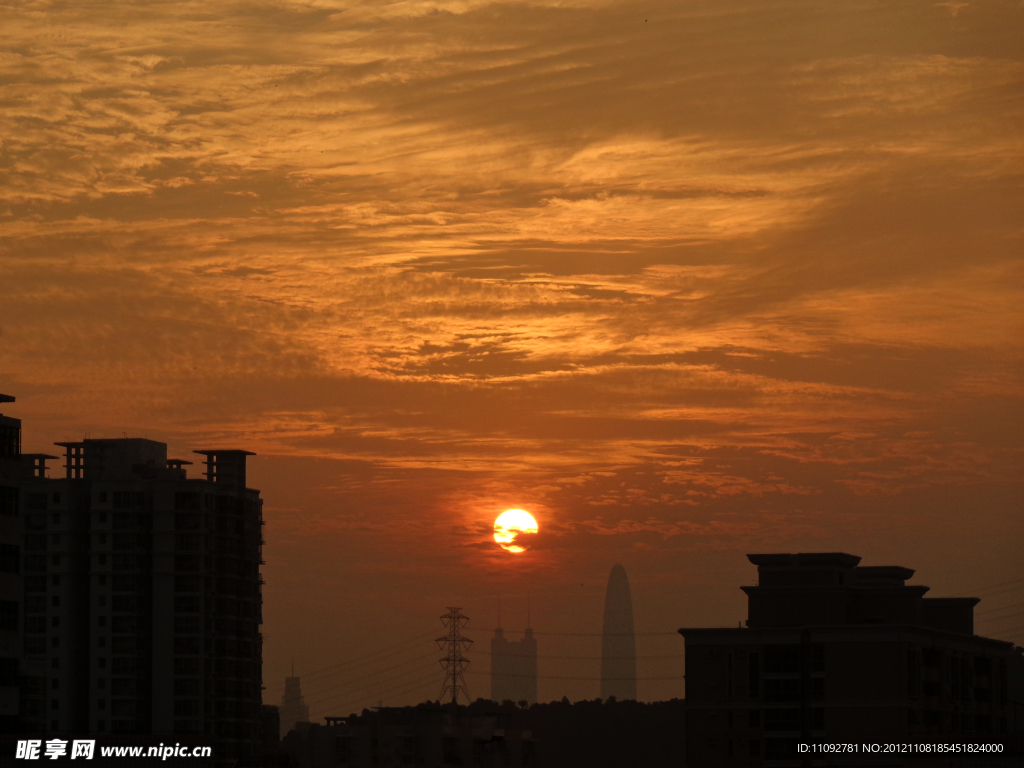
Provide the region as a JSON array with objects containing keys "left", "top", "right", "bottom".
[{"left": 679, "top": 552, "right": 1024, "bottom": 765}]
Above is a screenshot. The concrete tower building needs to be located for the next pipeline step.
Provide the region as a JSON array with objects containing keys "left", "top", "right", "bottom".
[
  {"left": 600, "top": 563, "right": 636, "bottom": 701},
  {"left": 279, "top": 674, "right": 310, "bottom": 737}
]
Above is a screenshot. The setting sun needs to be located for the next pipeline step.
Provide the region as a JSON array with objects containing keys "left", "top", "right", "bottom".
[{"left": 493, "top": 509, "right": 539, "bottom": 553}]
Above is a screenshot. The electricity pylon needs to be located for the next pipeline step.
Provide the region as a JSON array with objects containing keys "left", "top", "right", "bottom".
[{"left": 437, "top": 607, "right": 473, "bottom": 705}]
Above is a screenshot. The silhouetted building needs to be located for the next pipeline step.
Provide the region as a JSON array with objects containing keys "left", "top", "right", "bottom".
[
  {"left": 601, "top": 563, "right": 636, "bottom": 700},
  {"left": 282, "top": 703, "right": 536, "bottom": 767},
  {"left": 282, "top": 699, "right": 688, "bottom": 768},
  {"left": 258, "top": 704, "right": 284, "bottom": 759},
  {"left": 679, "top": 552, "right": 1024, "bottom": 765},
  {"left": 279, "top": 674, "right": 310, "bottom": 738},
  {"left": 518, "top": 697, "right": 686, "bottom": 768},
  {"left": 16, "top": 437, "right": 263, "bottom": 762},
  {"left": 0, "top": 395, "right": 20, "bottom": 733},
  {"left": 491, "top": 626, "right": 537, "bottom": 705}
]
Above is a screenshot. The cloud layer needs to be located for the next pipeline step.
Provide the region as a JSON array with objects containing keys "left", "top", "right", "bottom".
[{"left": 2, "top": 0, "right": 1022, "bottom": 712}]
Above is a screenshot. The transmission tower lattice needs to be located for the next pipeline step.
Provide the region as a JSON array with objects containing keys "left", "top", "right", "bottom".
[{"left": 437, "top": 607, "right": 473, "bottom": 705}]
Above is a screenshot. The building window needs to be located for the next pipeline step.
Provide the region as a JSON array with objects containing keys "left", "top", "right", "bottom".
[
  {"left": 811, "top": 677, "right": 825, "bottom": 700},
  {"left": 174, "top": 658, "right": 201, "bottom": 676},
  {"left": 173, "top": 699, "right": 200, "bottom": 717},
  {"left": 0, "top": 486, "right": 17, "bottom": 516},
  {"left": 0, "top": 601, "right": 16, "bottom": 631},
  {"left": 0, "top": 426, "right": 19, "bottom": 459},
  {"left": 764, "top": 737, "right": 798, "bottom": 760},
  {"left": 174, "top": 596, "right": 200, "bottom": 613},
  {"left": 111, "top": 616, "right": 137, "bottom": 633},
  {"left": 174, "top": 616, "right": 201, "bottom": 635},
  {"left": 763, "top": 678, "right": 800, "bottom": 703},
  {"left": 174, "top": 637, "right": 201, "bottom": 655},
  {"left": 0, "top": 544, "right": 18, "bottom": 573},
  {"left": 763, "top": 645, "right": 801, "bottom": 674},
  {"left": 111, "top": 658, "right": 137, "bottom": 674},
  {"left": 112, "top": 492, "right": 146, "bottom": 510},
  {"left": 111, "top": 576, "right": 137, "bottom": 591},
  {"left": 111, "top": 637, "right": 137, "bottom": 654},
  {"left": 763, "top": 708, "right": 800, "bottom": 732},
  {"left": 112, "top": 534, "right": 138, "bottom": 550},
  {"left": 112, "top": 595, "right": 138, "bottom": 613},
  {"left": 174, "top": 576, "right": 201, "bottom": 593},
  {"left": 112, "top": 555, "right": 136, "bottom": 572},
  {"left": 174, "top": 679, "right": 201, "bottom": 696}
]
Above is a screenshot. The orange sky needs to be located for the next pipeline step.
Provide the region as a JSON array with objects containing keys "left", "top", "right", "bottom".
[{"left": 1, "top": 0, "right": 1022, "bottom": 718}]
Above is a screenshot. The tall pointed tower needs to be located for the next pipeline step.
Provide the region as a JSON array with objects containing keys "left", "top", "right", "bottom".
[
  {"left": 279, "top": 668, "right": 310, "bottom": 738},
  {"left": 600, "top": 563, "right": 637, "bottom": 700}
]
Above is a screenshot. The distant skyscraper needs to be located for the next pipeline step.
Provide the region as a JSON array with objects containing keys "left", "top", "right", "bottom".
[
  {"left": 600, "top": 563, "right": 636, "bottom": 700},
  {"left": 490, "top": 621, "right": 537, "bottom": 704},
  {"left": 279, "top": 673, "right": 309, "bottom": 737}
]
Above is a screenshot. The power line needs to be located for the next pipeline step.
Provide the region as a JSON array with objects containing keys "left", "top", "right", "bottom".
[
  {"left": 304, "top": 660, "right": 440, "bottom": 711},
  {"left": 464, "top": 669, "right": 684, "bottom": 682},
  {"left": 264, "top": 630, "right": 438, "bottom": 695},
  {"left": 468, "top": 650, "right": 684, "bottom": 660},
  {"left": 317, "top": 668, "right": 443, "bottom": 717},
  {"left": 529, "top": 631, "right": 678, "bottom": 637},
  {"left": 301, "top": 655, "right": 438, "bottom": 708}
]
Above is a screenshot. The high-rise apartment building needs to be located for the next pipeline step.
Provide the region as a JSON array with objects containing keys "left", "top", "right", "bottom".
[
  {"left": 679, "top": 552, "right": 1024, "bottom": 765},
  {"left": 490, "top": 626, "right": 537, "bottom": 705},
  {"left": 17, "top": 436, "right": 264, "bottom": 762},
  {"left": 0, "top": 394, "right": 21, "bottom": 733}
]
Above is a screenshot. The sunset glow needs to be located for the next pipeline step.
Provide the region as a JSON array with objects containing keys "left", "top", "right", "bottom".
[{"left": 1, "top": 0, "right": 1021, "bottom": 718}]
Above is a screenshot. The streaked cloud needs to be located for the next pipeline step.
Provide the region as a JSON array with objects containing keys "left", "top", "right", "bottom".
[{"left": 1, "top": 0, "right": 1022, "bottom": 710}]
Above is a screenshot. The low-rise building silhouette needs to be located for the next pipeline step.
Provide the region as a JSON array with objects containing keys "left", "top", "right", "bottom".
[
  {"left": 679, "top": 552, "right": 1024, "bottom": 765},
  {"left": 15, "top": 434, "right": 264, "bottom": 762},
  {"left": 283, "top": 703, "right": 536, "bottom": 767}
]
